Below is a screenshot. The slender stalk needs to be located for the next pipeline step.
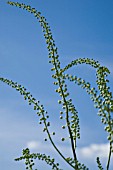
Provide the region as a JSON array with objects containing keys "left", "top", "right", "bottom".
[
  {"left": 51, "top": 47, "right": 78, "bottom": 168},
  {"left": 51, "top": 52, "right": 78, "bottom": 168},
  {"left": 106, "top": 108, "right": 112, "bottom": 170},
  {"left": 65, "top": 106, "right": 78, "bottom": 169},
  {"left": 32, "top": 100, "right": 75, "bottom": 169},
  {"left": 59, "top": 83, "right": 78, "bottom": 169},
  {"left": 107, "top": 140, "right": 112, "bottom": 170},
  {"left": 42, "top": 111, "right": 75, "bottom": 169}
]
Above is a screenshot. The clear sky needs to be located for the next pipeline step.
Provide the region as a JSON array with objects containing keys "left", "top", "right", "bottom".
[{"left": 0, "top": 0, "right": 113, "bottom": 170}]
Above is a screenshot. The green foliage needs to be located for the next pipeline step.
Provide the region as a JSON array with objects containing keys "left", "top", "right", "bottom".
[{"left": 0, "top": 1, "right": 113, "bottom": 169}]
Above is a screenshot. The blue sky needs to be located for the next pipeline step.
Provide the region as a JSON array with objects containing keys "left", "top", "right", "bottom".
[{"left": 0, "top": 0, "right": 113, "bottom": 169}]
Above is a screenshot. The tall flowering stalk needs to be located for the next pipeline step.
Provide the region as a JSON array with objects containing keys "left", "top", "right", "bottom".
[{"left": 0, "top": 1, "right": 113, "bottom": 170}]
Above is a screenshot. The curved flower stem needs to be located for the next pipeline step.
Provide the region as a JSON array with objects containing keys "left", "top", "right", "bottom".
[
  {"left": 61, "top": 58, "right": 100, "bottom": 73},
  {"left": 0, "top": 77, "right": 75, "bottom": 169}
]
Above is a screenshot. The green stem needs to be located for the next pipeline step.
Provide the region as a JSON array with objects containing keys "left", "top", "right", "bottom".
[
  {"left": 52, "top": 48, "right": 77, "bottom": 168},
  {"left": 32, "top": 100, "right": 75, "bottom": 169},
  {"left": 42, "top": 111, "right": 75, "bottom": 169},
  {"left": 106, "top": 108, "right": 112, "bottom": 170},
  {"left": 59, "top": 82, "right": 78, "bottom": 169},
  {"left": 107, "top": 140, "right": 112, "bottom": 170},
  {"left": 65, "top": 107, "right": 78, "bottom": 170},
  {"left": 52, "top": 48, "right": 78, "bottom": 168}
]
